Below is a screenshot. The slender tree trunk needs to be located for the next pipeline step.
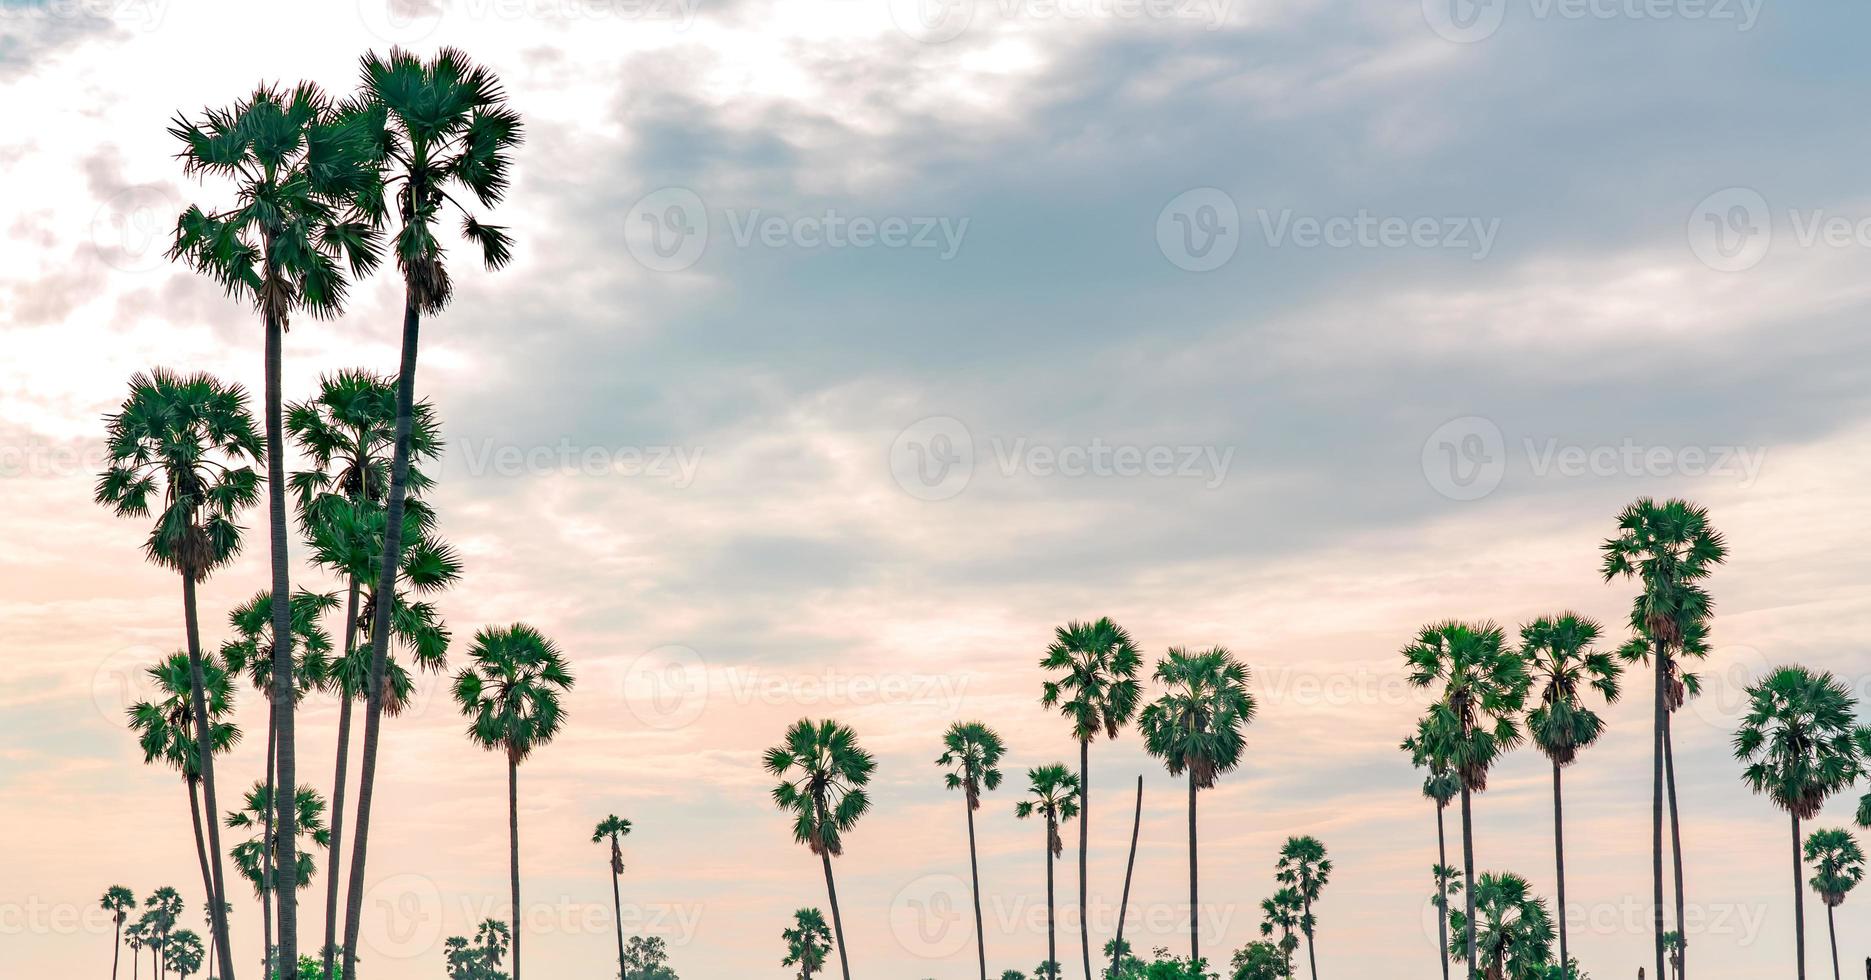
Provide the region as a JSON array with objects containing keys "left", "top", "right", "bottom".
[
  {"left": 263, "top": 307, "right": 301, "bottom": 979},
  {"left": 1187, "top": 772, "right": 1199, "bottom": 964},
  {"left": 180, "top": 572, "right": 235, "bottom": 980},
  {"left": 263, "top": 702, "right": 276, "bottom": 973},
  {"left": 322, "top": 579, "right": 361, "bottom": 980},
  {"left": 113, "top": 916, "right": 123, "bottom": 980},
  {"left": 1111, "top": 776, "right": 1142, "bottom": 980},
  {"left": 610, "top": 841, "right": 627, "bottom": 980},
  {"left": 1046, "top": 821, "right": 1058, "bottom": 980},
  {"left": 133, "top": 939, "right": 140, "bottom": 980},
  {"left": 342, "top": 299, "right": 423, "bottom": 980},
  {"left": 1792, "top": 813, "right": 1807, "bottom": 980},
  {"left": 965, "top": 795, "right": 987, "bottom": 980},
  {"left": 1078, "top": 738, "right": 1090, "bottom": 980},
  {"left": 818, "top": 843, "right": 851, "bottom": 980},
  {"left": 1435, "top": 800, "right": 1450, "bottom": 980},
  {"left": 1827, "top": 905, "right": 1839, "bottom": 980},
  {"left": 508, "top": 754, "right": 523, "bottom": 980},
  {"left": 1651, "top": 648, "right": 1667, "bottom": 980},
  {"left": 186, "top": 778, "right": 214, "bottom": 953},
  {"left": 1664, "top": 716, "right": 1687, "bottom": 980},
  {"left": 1303, "top": 892, "right": 1318, "bottom": 980},
  {"left": 1553, "top": 761, "right": 1569, "bottom": 976},
  {"left": 1460, "top": 783, "right": 1477, "bottom": 980}
]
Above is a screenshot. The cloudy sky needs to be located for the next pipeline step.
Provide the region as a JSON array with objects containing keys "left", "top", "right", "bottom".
[{"left": 5, "top": 0, "right": 1871, "bottom": 977}]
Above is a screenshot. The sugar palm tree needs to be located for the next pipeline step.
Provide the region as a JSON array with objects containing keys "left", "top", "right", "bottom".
[
  {"left": 592, "top": 814, "right": 634, "bottom": 980},
  {"left": 128, "top": 652, "right": 239, "bottom": 937},
  {"left": 1601, "top": 497, "right": 1726, "bottom": 980},
  {"left": 227, "top": 780, "right": 331, "bottom": 927},
  {"left": 1804, "top": 828, "right": 1863, "bottom": 980},
  {"left": 1448, "top": 872, "right": 1554, "bottom": 980},
  {"left": 1275, "top": 837, "right": 1330, "bottom": 980},
  {"left": 1015, "top": 763, "right": 1080, "bottom": 980},
  {"left": 103, "top": 886, "right": 137, "bottom": 980},
  {"left": 1520, "top": 612, "right": 1621, "bottom": 974},
  {"left": 164, "top": 929, "right": 204, "bottom": 980},
  {"left": 169, "top": 81, "right": 383, "bottom": 980},
  {"left": 1258, "top": 886, "right": 1302, "bottom": 977},
  {"left": 938, "top": 721, "right": 1007, "bottom": 980},
  {"left": 1734, "top": 667, "right": 1868, "bottom": 980},
  {"left": 764, "top": 719, "right": 875, "bottom": 980},
  {"left": 219, "top": 589, "right": 333, "bottom": 960},
  {"left": 1039, "top": 617, "right": 1141, "bottom": 980},
  {"left": 781, "top": 907, "right": 833, "bottom": 980},
  {"left": 340, "top": 51, "right": 521, "bottom": 977},
  {"left": 144, "top": 888, "right": 183, "bottom": 980},
  {"left": 452, "top": 624, "right": 574, "bottom": 980},
  {"left": 288, "top": 368, "right": 442, "bottom": 980},
  {"left": 1137, "top": 646, "right": 1254, "bottom": 963},
  {"left": 1404, "top": 716, "right": 1462, "bottom": 980},
  {"left": 125, "top": 918, "right": 148, "bottom": 980},
  {"left": 97, "top": 369, "right": 262, "bottom": 971},
  {"left": 1403, "top": 620, "right": 1530, "bottom": 980}
]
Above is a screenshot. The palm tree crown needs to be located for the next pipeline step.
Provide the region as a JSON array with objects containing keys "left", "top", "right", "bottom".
[
  {"left": 765, "top": 719, "right": 876, "bottom": 856},
  {"left": 1276, "top": 837, "right": 1331, "bottom": 904},
  {"left": 1040, "top": 618, "right": 1142, "bottom": 740},
  {"left": 938, "top": 721, "right": 1007, "bottom": 810},
  {"left": 1735, "top": 667, "right": 1868, "bottom": 820},
  {"left": 1138, "top": 647, "right": 1255, "bottom": 787},
  {"left": 782, "top": 907, "right": 833, "bottom": 978},
  {"left": 1014, "top": 764, "right": 1080, "bottom": 854},
  {"left": 1448, "top": 872, "right": 1554, "bottom": 978},
  {"left": 288, "top": 369, "right": 441, "bottom": 531},
  {"left": 128, "top": 652, "right": 240, "bottom": 778},
  {"left": 1403, "top": 621, "right": 1529, "bottom": 790},
  {"left": 594, "top": 814, "right": 632, "bottom": 871},
  {"left": 1806, "top": 829, "right": 1864, "bottom": 907},
  {"left": 1521, "top": 614, "right": 1621, "bottom": 766},
  {"left": 227, "top": 781, "right": 331, "bottom": 896},
  {"left": 452, "top": 624, "right": 575, "bottom": 760}
]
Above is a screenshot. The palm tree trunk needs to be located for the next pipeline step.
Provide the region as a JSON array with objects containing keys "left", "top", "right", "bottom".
[
  {"left": 818, "top": 843, "right": 852, "bottom": 980},
  {"left": 509, "top": 754, "right": 523, "bottom": 980},
  {"left": 1187, "top": 772, "right": 1199, "bottom": 963},
  {"left": 113, "top": 916, "right": 123, "bottom": 980},
  {"left": 1792, "top": 813, "right": 1807, "bottom": 980},
  {"left": 610, "top": 842, "right": 627, "bottom": 980},
  {"left": 1553, "top": 761, "right": 1569, "bottom": 975},
  {"left": 1435, "top": 799, "right": 1450, "bottom": 980},
  {"left": 322, "top": 579, "right": 361, "bottom": 980},
  {"left": 1664, "top": 716, "right": 1687, "bottom": 980},
  {"left": 263, "top": 701, "right": 276, "bottom": 972},
  {"left": 1303, "top": 893, "right": 1318, "bottom": 980},
  {"left": 1460, "top": 783, "right": 1477, "bottom": 980},
  {"left": 1112, "top": 775, "right": 1142, "bottom": 980},
  {"left": 263, "top": 307, "right": 301, "bottom": 979},
  {"left": 1827, "top": 904, "right": 1840, "bottom": 980},
  {"left": 1046, "top": 821, "right": 1058, "bottom": 980},
  {"left": 1651, "top": 648, "right": 1667, "bottom": 980},
  {"left": 1078, "top": 738, "right": 1091, "bottom": 980},
  {"left": 965, "top": 795, "right": 987, "bottom": 980},
  {"left": 180, "top": 572, "right": 235, "bottom": 980},
  {"left": 185, "top": 778, "right": 214, "bottom": 950},
  {"left": 342, "top": 298, "right": 423, "bottom": 980}
]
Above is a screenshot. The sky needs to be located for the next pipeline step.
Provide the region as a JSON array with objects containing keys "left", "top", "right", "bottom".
[{"left": 3, "top": 0, "right": 1871, "bottom": 978}]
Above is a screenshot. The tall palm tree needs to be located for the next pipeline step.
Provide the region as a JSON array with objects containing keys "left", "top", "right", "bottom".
[
  {"left": 1805, "top": 828, "right": 1863, "bottom": 980},
  {"left": 288, "top": 369, "right": 442, "bottom": 980},
  {"left": 125, "top": 918, "right": 148, "bottom": 980},
  {"left": 938, "top": 721, "right": 1007, "bottom": 980},
  {"left": 340, "top": 51, "right": 521, "bottom": 977},
  {"left": 1448, "top": 872, "right": 1554, "bottom": 980},
  {"left": 1734, "top": 666, "right": 1868, "bottom": 980},
  {"left": 219, "top": 589, "right": 334, "bottom": 960},
  {"left": 781, "top": 907, "right": 833, "bottom": 980},
  {"left": 103, "top": 886, "right": 137, "bottom": 980},
  {"left": 97, "top": 369, "right": 262, "bottom": 972},
  {"left": 1403, "top": 620, "right": 1530, "bottom": 980},
  {"left": 163, "top": 930, "right": 204, "bottom": 980},
  {"left": 452, "top": 624, "right": 574, "bottom": 980},
  {"left": 1015, "top": 763, "right": 1080, "bottom": 980},
  {"left": 1404, "top": 716, "right": 1462, "bottom": 980},
  {"left": 592, "top": 814, "right": 634, "bottom": 980},
  {"left": 1520, "top": 612, "right": 1621, "bottom": 974},
  {"left": 227, "top": 780, "right": 331, "bottom": 928},
  {"left": 1039, "top": 617, "right": 1141, "bottom": 980},
  {"left": 1275, "top": 836, "right": 1331, "bottom": 980},
  {"left": 144, "top": 888, "right": 183, "bottom": 980},
  {"left": 128, "top": 652, "right": 239, "bottom": 937},
  {"left": 1601, "top": 497, "right": 1726, "bottom": 980},
  {"left": 764, "top": 719, "right": 875, "bottom": 980},
  {"left": 1258, "top": 886, "right": 1302, "bottom": 977},
  {"left": 1137, "top": 646, "right": 1254, "bottom": 964},
  {"left": 169, "top": 82, "right": 382, "bottom": 980}
]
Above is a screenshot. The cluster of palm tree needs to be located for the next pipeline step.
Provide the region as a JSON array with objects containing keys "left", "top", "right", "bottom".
[
  {"left": 101, "top": 886, "right": 206, "bottom": 980},
  {"left": 762, "top": 620, "right": 1320, "bottom": 980},
  {"left": 90, "top": 44, "right": 598, "bottom": 980}
]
